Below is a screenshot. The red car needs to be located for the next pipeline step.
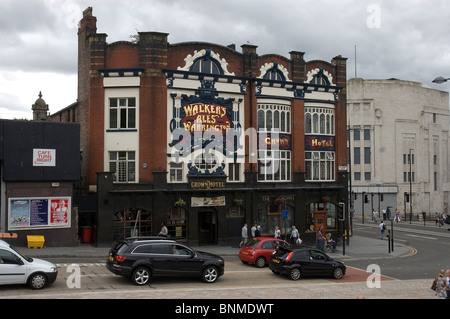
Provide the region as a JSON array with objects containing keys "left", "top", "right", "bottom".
[{"left": 239, "top": 237, "right": 291, "bottom": 268}]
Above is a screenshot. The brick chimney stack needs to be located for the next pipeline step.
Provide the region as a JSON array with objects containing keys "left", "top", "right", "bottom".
[{"left": 78, "top": 7, "right": 97, "bottom": 36}]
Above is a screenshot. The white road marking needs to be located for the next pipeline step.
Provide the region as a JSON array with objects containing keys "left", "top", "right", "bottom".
[{"left": 405, "top": 234, "right": 437, "bottom": 240}]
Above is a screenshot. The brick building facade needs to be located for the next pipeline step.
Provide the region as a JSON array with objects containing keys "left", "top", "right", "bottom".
[
  {"left": 52, "top": 7, "right": 349, "bottom": 246},
  {"left": 0, "top": 118, "right": 80, "bottom": 246}
]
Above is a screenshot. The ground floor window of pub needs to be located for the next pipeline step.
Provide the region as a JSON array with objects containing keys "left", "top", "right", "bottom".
[
  {"left": 112, "top": 208, "right": 152, "bottom": 240},
  {"left": 227, "top": 202, "right": 243, "bottom": 217},
  {"left": 109, "top": 151, "right": 136, "bottom": 183},
  {"left": 168, "top": 206, "right": 187, "bottom": 239},
  {"left": 258, "top": 203, "right": 292, "bottom": 235},
  {"left": 306, "top": 202, "right": 338, "bottom": 231}
]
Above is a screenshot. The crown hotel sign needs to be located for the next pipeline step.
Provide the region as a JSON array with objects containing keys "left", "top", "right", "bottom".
[{"left": 189, "top": 176, "right": 226, "bottom": 189}]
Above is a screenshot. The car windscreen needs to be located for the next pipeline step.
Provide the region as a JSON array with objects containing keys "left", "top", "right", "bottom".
[
  {"left": 244, "top": 238, "right": 260, "bottom": 247},
  {"left": 7, "top": 245, "right": 33, "bottom": 262}
]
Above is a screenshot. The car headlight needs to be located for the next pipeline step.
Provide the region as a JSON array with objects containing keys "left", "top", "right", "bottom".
[{"left": 51, "top": 267, "right": 57, "bottom": 272}]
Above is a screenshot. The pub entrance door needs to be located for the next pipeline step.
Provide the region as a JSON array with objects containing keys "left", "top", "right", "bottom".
[
  {"left": 314, "top": 211, "right": 327, "bottom": 237},
  {"left": 198, "top": 210, "right": 217, "bottom": 245}
]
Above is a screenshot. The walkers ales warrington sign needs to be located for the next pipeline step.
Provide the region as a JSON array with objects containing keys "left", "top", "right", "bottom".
[
  {"left": 182, "top": 102, "right": 231, "bottom": 133},
  {"left": 168, "top": 83, "right": 243, "bottom": 176}
]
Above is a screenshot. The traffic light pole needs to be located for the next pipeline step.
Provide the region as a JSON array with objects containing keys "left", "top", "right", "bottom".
[{"left": 362, "top": 192, "right": 365, "bottom": 224}]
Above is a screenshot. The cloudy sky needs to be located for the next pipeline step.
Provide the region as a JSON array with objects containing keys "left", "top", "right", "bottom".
[{"left": 1, "top": 0, "right": 450, "bottom": 119}]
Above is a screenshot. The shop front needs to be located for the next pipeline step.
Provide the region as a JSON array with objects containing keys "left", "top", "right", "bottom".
[{"left": 96, "top": 169, "right": 346, "bottom": 247}]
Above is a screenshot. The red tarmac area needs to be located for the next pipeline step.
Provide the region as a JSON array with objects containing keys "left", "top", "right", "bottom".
[{"left": 330, "top": 266, "right": 395, "bottom": 283}]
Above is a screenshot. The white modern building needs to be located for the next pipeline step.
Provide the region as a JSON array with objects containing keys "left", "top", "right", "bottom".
[{"left": 347, "top": 78, "right": 450, "bottom": 221}]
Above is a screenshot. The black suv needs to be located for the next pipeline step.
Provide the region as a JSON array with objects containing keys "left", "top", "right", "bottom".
[{"left": 106, "top": 238, "right": 224, "bottom": 285}]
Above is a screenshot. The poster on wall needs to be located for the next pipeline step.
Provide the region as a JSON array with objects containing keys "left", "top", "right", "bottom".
[
  {"left": 9, "top": 197, "right": 71, "bottom": 230},
  {"left": 191, "top": 196, "right": 226, "bottom": 207}
]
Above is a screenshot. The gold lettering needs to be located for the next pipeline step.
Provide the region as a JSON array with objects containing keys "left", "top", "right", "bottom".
[{"left": 190, "top": 180, "right": 225, "bottom": 189}]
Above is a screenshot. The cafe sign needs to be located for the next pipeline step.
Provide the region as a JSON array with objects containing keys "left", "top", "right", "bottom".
[{"left": 33, "top": 149, "right": 56, "bottom": 166}]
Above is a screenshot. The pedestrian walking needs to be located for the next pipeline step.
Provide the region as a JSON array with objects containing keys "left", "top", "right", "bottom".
[
  {"left": 394, "top": 208, "right": 402, "bottom": 222},
  {"left": 372, "top": 209, "right": 378, "bottom": 223},
  {"left": 315, "top": 225, "right": 326, "bottom": 251},
  {"left": 379, "top": 221, "right": 386, "bottom": 239},
  {"left": 251, "top": 223, "right": 257, "bottom": 238},
  {"left": 290, "top": 225, "right": 299, "bottom": 245},
  {"left": 239, "top": 223, "right": 248, "bottom": 247},
  {"left": 435, "top": 213, "right": 442, "bottom": 227},
  {"left": 274, "top": 226, "right": 281, "bottom": 239}
]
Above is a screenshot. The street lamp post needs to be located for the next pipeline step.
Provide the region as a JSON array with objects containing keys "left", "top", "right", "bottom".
[
  {"left": 432, "top": 76, "right": 450, "bottom": 84},
  {"left": 409, "top": 149, "right": 413, "bottom": 224}
]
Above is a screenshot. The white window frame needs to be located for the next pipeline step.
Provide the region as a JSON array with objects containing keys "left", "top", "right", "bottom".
[
  {"left": 109, "top": 151, "right": 136, "bottom": 183},
  {"left": 228, "top": 163, "right": 241, "bottom": 182},
  {"left": 169, "top": 162, "right": 183, "bottom": 183},
  {"left": 258, "top": 150, "right": 291, "bottom": 182},
  {"left": 304, "top": 107, "right": 335, "bottom": 135},
  {"left": 305, "top": 151, "right": 335, "bottom": 182},
  {"left": 109, "top": 97, "right": 136, "bottom": 130}
]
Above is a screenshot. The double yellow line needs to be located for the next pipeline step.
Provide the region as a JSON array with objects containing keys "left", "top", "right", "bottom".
[{"left": 400, "top": 245, "right": 418, "bottom": 258}]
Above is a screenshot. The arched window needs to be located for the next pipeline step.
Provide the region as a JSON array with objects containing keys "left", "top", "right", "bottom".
[
  {"left": 311, "top": 75, "right": 329, "bottom": 85},
  {"left": 261, "top": 62, "right": 287, "bottom": 81},
  {"left": 309, "top": 68, "right": 331, "bottom": 86},
  {"left": 263, "top": 69, "right": 283, "bottom": 81},
  {"left": 190, "top": 50, "right": 223, "bottom": 75}
]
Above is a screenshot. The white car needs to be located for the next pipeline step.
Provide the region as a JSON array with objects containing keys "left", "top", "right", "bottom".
[{"left": 0, "top": 239, "right": 58, "bottom": 289}]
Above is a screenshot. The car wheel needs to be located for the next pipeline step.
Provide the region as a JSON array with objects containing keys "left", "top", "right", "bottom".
[
  {"left": 131, "top": 267, "right": 151, "bottom": 285},
  {"left": 28, "top": 273, "right": 47, "bottom": 289},
  {"left": 289, "top": 268, "right": 301, "bottom": 281},
  {"left": 333, "top": 267, "right": 344, "bottom": 279},
  {"left": 202, "top": 266, "right": 219, "bottom": 283},
  {"left": 255, "top": 256, "right": 266, "bottom": 268}
]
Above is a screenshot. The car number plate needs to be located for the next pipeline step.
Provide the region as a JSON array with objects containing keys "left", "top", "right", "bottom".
[
  {"left": 272, "top": 259, "right": 280, "bottom": 263},
  {"left": 242, "top": 251, "right": 248, "bottom": 255},
  {"left": 109, "top": 256, "right": 114, "bottom": 261}
]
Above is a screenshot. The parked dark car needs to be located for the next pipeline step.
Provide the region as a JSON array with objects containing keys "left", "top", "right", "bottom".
[
  {"left": 106, "top": 239, "right": 224, "bottom": 285},
  {"left": 269, "top": 247, "right": 346, "bottom": 280},
  {"left": 239, "top": 237, "right": 291, "bottom": 268}
]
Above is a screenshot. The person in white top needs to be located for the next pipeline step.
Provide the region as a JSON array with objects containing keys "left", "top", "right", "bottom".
[{"left": 158, "top": 222, "right": 168, "bottom": 237}]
